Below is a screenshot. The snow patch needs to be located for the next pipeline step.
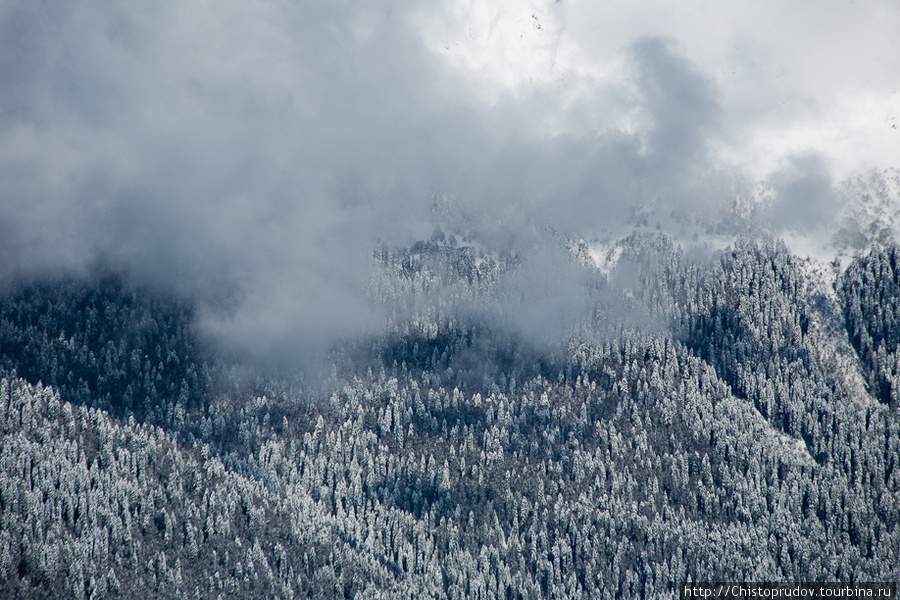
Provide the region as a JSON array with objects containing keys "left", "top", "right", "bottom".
[
  {"left": 772, "top": 429, "right": 816, "bottom": 468},
  {"left": 587, "top": 242, "right": 623, "bottom": 275},
  {"left": 795, "top": 252, "right": 881, "bottom": 410}
]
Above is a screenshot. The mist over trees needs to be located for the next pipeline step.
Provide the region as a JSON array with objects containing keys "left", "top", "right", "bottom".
[
  {"left": 1, "top": 0, "right": 897, "bottom": 596},
  {"left": 0, "top": 227, "right": 898, "bottom": 599}
]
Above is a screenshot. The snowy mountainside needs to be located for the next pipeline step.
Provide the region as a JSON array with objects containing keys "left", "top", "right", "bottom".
[{"left": 0, "top": 228, "right": 898, "bottom": 599}]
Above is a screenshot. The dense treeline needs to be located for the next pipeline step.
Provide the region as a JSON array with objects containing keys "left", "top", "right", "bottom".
[
  {"left": 0, "top": 234, "right": 898, "bottom": 598},
  {"left": 841, "top": 244, "right": 900, "bottom": 405},
  {"left": 0, "top": 274, "right": 212, "bottom": 428}
]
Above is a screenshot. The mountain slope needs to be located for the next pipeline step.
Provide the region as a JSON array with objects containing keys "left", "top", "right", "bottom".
[{"left": 0, "top": 235, "right": 898, "bottom": 599}]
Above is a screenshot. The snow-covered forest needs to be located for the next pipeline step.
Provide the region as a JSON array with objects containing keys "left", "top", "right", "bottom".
[
  {"left": 1, "top": 1, "right": 898, "bottom": 597},
  {"left": 1, "top": 222, "right": 898, "bottom": 599}
]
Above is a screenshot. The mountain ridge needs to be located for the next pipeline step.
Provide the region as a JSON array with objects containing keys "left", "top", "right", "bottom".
[{"left": 0, "top": 232, "right": 898, "bottom": 599}]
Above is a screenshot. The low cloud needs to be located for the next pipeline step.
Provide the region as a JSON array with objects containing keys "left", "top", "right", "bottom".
[{"left": 0, "top": 0, "right": 895, "bottom": 366}]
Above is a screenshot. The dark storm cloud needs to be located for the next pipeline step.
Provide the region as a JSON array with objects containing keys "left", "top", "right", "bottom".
[{"left": 0, "top": 0, "right": 866, "bottom": 365}]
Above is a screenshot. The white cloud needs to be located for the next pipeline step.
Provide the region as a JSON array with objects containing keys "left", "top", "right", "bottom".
[
  {"left": 0, "top": 0, "right": 896, "bottom": 364},
  {"left": 462, "top": 0, "right": 896, "bottom": 174}
]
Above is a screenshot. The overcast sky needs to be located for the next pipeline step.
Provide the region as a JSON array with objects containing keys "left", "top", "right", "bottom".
[{"left": 1, "top": 0, "right": 897, "bottom": 362}]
